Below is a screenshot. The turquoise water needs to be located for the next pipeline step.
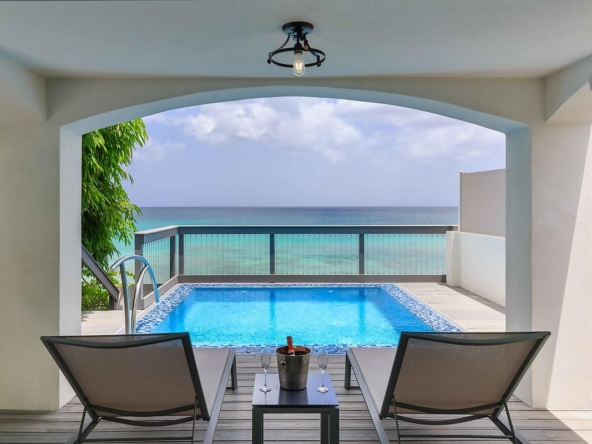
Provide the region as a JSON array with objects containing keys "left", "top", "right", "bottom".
[
  {"left": 114, "top": 207, "right": 457, "bottom": 281},
  {"left": 150, "top": 286, "right": 434, "bottom": 347},
  {"left": 135, "top": 206, "right": 457, "bottom": 229},
  {"left": 115, "top": 206, "right": 458, "bottom": 256}
]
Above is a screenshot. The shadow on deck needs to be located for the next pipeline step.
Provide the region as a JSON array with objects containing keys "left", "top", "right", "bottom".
[{"left": 0, "top": 355, "right": 590, "bottom": 443}]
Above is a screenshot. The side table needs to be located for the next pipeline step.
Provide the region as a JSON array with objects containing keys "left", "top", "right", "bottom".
[{"left": 252, "top": 373, "right": 339, "bottom": 444}]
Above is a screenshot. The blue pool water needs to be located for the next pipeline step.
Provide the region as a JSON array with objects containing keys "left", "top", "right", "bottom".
[{"left": 139, "top": 285, "right": 460, "bottom": 351}]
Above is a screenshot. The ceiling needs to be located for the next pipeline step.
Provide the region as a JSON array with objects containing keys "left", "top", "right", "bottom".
[{"left": 1, "top": 0, "right": 592, "bottom": 78}]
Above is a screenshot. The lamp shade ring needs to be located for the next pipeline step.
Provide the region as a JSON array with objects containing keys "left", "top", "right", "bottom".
[{"left": 267, "top": 22, "right": 326, "bottom": 75}]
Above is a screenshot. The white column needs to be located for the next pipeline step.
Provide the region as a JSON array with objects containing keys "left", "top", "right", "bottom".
[
  {"left": 506, "top": 127, "right": 532, "bottom": 330},
  {"left": 506, "top": 123, "right": 592, "bottom": 409},
  {"left": 0, "top": 123, "right": 81, "bottom": 410}
]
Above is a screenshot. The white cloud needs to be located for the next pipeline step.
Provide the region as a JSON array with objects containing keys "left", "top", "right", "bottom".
[
  {"left": 145, "top": 98, "right": 504, "bottom": 162},
  {"left": 133, "top": 139, "right": 186, "bottom": 163},
  {"left": 167, "top": 99, "right": 365, "bottom": 161}
]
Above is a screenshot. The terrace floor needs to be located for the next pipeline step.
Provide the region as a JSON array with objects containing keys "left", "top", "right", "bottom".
[{"left": 1, "top": 284, "right": 590, "bottom": 443}]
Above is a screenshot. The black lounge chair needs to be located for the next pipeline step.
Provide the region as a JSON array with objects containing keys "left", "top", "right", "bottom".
[
  {"left": 41, "top": 333, "right": 237, "bottom": 443},
  {"left": 345, "top": 331, "right": 550, "bottom": 443}
]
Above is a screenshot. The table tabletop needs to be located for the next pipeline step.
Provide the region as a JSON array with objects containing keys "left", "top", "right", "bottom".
[{"left": 252, "top": 374, "right": 339, "bottom": 407}]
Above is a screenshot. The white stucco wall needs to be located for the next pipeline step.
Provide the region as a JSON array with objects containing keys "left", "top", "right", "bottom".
[
  {"left": 460, "top": 169, "right": 506, "bottom": 237},
  {"left": 528, "top": 123, "right": 592, "bottom": 409},
  {"left": 446, "top": 231, "right": 506, "bottom": 307},
  {"left": 0, "top": 123, "right": 79, "bottom": 410}
]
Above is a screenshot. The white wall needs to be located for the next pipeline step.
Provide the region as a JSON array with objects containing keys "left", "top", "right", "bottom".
[
  {"left": 529, "top": 123, "right": 592, "bottom": 409},
  {"left": 446, "top": 231, "right": 506, "bottom": 307},
  {"left": 451, "top": 168, "right": 506, "bottom": 306},
  {"left": 0, "top": 52, "right": 46, "bottom": 126},
  {"left": 505, "top": 127, "right": 533, "bottom": 404},
  {"left": 460, "top": 169, "right": 506, "bottom": 236},
  {"left": 0, "top": 123, "right": 79, "bottom": 410}
]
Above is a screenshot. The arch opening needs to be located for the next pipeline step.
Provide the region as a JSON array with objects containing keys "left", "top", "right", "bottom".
[{"left": 61, "top": 83, "right": 526, "bottom": 137}]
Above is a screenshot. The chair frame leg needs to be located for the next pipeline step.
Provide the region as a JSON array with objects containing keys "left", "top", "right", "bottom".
[
  {"left": 392, "top": 397, "right": 402, "bottom": 444},
  {"left": 344, "top": 353, "right": 352, "bottom": 389},
  {"left": 191, "top": 398, "right": 198, "bottom": 444},
  {"left": 231, "top": 356, "right": 238, "bottom": 390},
  {"left": 504, "top": 399, "right": 518, "bottom": 444},
  {"left": 490, "top": 399, "right": 528, "bottom": 444},
  {"left": 77, "top": 403, "right": 88, "bottom": 442},
  {"left": 67, "top": 402, "right": 98, "bottom": 444}
]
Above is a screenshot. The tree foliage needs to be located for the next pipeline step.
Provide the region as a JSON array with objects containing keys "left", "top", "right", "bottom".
[{"left": 81, "top": 119, "right": 147, "bottom": 309}]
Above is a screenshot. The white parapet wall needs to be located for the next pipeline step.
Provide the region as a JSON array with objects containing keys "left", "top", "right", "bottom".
[
  {"left": 446, "top": 231, "right": 506, "bottom": 307},
  {"left": 460, "top": 169, "right": 505, "bottom": 236}
]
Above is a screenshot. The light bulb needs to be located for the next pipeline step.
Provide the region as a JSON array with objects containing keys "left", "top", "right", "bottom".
[{"left": 293, "top": 51, "right": 305, "bottom": 77}]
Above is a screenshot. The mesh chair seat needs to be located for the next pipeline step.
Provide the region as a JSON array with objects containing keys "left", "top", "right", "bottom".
[
  {"left": 41, "top": 333, "right": 237, "bottom": 444},
  {"left": 345, "top": 331, "right": 550, "bottom": 443}
]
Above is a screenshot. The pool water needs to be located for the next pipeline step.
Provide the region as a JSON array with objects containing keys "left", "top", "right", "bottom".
[{"left": 147, "top": 286, "right": 440, "bottom": 349}]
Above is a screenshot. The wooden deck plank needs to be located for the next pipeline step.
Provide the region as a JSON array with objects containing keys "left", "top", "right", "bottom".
[{"left": 1, "top": 356, "right": 591, "bottom": 443}]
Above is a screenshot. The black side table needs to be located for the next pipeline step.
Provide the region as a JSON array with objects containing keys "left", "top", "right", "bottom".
[{"left": 252, "top": 373, "right": 339, "bottom": 444}]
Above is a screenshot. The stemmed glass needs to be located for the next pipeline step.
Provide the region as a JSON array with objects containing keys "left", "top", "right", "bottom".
[
  {"left": 260, "top": 351, "right": 272, "bottom": 392},
  {"left": 317, "top": 351, "right": 329, "bottom": 393}
]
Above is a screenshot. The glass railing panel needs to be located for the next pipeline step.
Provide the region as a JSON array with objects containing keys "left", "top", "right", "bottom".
[
  {"left": 364, "top": 233, "right": 446, "bottom": 275},
  {"left": 183, "top": 233, "right": 270, "bottom": 275},
  {"left": 275, "top": 234, "right": 358, "bottom": 275}
]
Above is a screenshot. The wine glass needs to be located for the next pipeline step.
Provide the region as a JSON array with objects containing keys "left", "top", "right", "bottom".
[
  {"left": 260, "top": 350, "right": 272, "bottom": 392},
  {"left": 317, "top": 351, "right": 329, "bottom": 393}
]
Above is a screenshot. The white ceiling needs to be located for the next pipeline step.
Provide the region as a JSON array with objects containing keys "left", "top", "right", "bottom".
[{"left": 1, "top": 0, "right": 592, "bottom": 78}]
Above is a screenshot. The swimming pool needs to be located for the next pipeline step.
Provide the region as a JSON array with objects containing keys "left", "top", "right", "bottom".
[{"left": 136, "top": 284, "right": 461, "bottom": 353}]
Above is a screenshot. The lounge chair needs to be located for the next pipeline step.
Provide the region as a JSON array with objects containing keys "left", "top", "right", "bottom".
[
  {"left": 41, "top": 333, "right": 237, "bottom": 444},
  {"left": 345, "top": 331, "right": 550, "bottom": 443}
]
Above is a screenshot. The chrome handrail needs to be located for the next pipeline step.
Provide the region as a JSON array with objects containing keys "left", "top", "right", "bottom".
[{"left": 110, "top": 255, "right": 160, "bottom": 334}]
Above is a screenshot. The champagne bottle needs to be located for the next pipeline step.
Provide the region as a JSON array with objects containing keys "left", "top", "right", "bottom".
[{"left": 287, "top": 336, "right": 296, "bottom": 356}]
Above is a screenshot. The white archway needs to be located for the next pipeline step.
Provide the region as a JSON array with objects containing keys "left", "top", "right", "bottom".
[{"left": 2, "top": 77, "right": 591, "bottom": 412}]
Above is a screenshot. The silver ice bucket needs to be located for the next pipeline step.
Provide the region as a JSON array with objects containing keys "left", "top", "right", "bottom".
[{"left": 276, "top": 346, "right": 311, "bottom": 390}]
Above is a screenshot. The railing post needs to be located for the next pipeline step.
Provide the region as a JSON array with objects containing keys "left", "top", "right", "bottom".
[
  {"left": 170, "top": 235, "right": 176, "bottom": 280},
  {"left": 134, "top": 233, "right": 144, "bottom": 301},
  {"left": 178, "top": 233, "right": 185, "bottom": 275},
  {"left": 270, "top": 233, "right": 276, "bottom": 275},
  {"left": 359, "top": 233, "right": 365, "bottom": 275}
]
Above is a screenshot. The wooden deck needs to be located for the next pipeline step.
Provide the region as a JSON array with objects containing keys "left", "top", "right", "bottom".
[
  {"left": 399, "top": 283, "right": 506, "bottom": 332},
  {"left": 1, "top": 284, "right": 591, "bottom": 443}
]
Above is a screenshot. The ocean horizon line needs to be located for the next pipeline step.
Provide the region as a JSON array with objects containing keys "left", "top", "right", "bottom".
[
  {"left": 114, "top": 206, "right": 459, "bottom": 259},
  {"left": 137, "top": 205, "right": 459, "bottom": 209}
]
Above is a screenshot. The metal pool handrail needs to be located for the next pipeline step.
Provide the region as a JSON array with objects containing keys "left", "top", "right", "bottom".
[{"left": 110, "top": 255, "right": 160, "bottom": 334}]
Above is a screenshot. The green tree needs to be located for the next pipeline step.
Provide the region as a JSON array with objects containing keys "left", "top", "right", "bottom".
[{"left": 81, "top": 119, "right": 147, "bottom": 310}]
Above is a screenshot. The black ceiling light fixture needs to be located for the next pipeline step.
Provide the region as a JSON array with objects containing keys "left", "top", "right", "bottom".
[{"left": 267, "top": 22, "right": 326, "bottom": 77}]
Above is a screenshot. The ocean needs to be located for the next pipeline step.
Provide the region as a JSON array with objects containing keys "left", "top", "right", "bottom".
[
  {"left": 137, "top": 206, "right": 457, "bottom": 228},
  {"left": 112, "top": 207, "right": 457, "bottom": 280},
  {"left": 115, "top": 206, "right": 458, "bottom": 257}
]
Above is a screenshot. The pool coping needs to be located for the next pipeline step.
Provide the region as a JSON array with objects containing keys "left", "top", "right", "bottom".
[{"left": 129, "top": 283, "right": 466, "bottom": 354}]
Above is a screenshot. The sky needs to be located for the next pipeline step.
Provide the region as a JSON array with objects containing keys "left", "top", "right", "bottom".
[{"left": 124, "top": 97, "right": 505, "bottom": 207}]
